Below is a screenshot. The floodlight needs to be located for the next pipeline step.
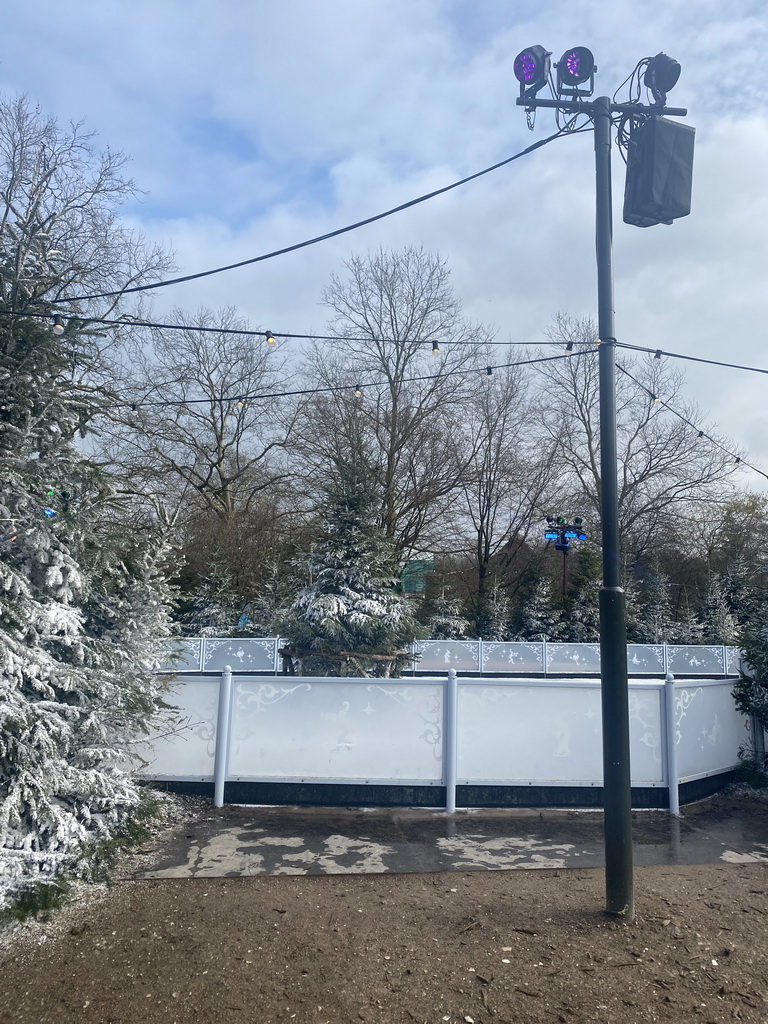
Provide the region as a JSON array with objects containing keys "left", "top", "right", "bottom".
[
  {"left": 556, "top": 46, "right": 595, "bottom": 95},
  {"left": 544, "top": 530, "right": 559, "bottom": 540},
  {"left": 513, "top": 45, "right": 551, "bottom": 98},
  {"left": 644, "top": 52, "right": 681, "bottom": 105}
]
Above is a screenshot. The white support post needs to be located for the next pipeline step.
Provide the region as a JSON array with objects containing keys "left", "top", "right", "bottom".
[
  {"left": 664, "top": 670, "right": 680, "bottom": 816},
  {"left": 213, "top": 665, "right": 233, "bottom": 808},
  {"left": 444, "top": 668, "right": 459, "bottom": 813}
]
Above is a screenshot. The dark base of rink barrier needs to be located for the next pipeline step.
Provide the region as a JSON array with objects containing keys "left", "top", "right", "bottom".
[{"left": 151, "top": 771, "right": 737, "bottom": 810}]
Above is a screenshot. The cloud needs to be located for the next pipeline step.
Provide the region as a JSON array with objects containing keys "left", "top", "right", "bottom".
[{"left": 2, "top": 0, "right": 767, "bottom": 477}]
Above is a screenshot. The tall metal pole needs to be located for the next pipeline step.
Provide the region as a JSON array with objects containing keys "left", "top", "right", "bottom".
[{"left": 594, "top": 96, "right": 634, "bottom": 920}]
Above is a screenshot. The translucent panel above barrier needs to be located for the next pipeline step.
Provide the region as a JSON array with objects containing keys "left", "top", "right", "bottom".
[
  {"left": 726, "top": 646, "right": 741, "bottom": 676},
  {"left": 626, "top": 644, "right": 665, "bottom": 675},
  {"left": 156, "top": 638, "right": 203, "bottom": 674},
  {"left": 667, "top": 645, "right": 725, "bottom": 676},
  {"left": 414, "top": 641, "right": 481, "bottom": 672},
  {"left": 546, "top": 643, "right": 601, "bottom": 674},
  {"left": 481, "top": 642, "right": 544, "bottom": 673},
  {"left": 203, "top": 638, "right": 277, "bottom": 673}
]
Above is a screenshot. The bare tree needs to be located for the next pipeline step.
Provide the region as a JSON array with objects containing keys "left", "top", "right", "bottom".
[
  {"left": 0, "top": 94, "right": 171, "bottom": 318},
  {"left": 452, "top": 358, "right": 561, "bottom": 621},
  {"left": 101, "top": 307, "right": 302, "bottom": 590},
  {"left": 535, "top": 314, "right": 739, "bottom": 558},
  {"left": 291, "top": 247, "right": 490, "bottom": 554}
]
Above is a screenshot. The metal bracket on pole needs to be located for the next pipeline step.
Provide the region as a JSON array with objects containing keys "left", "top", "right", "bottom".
[
  {"left": 444, "top": 668, "right": 459, "bottom": 813},
  {"left": 213, "top": 665, "right": 234, "bottom": 808}
]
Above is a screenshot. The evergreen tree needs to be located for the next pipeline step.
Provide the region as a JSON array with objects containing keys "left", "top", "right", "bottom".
[
  {"left": 425, "top": 592, "right": 474, "bottom": 640},
  {"left": 0, "top": 316, "right": 174, "bottom": 904},
  {"left": 700, "top": 575, "right": 738, "bottom": 644},
  {"left": 635, "top": 565, "right": 675, "bottom": 643},
  {"left": 514, "top": 572, "right": 562, "bottom": 642},
  {"left": 562, "top": 547, "right": 601, "bottom": 643},
  {"left": 180, "top": 562, "right": 239, "bottom": 637},
  {"left": 282, "top": 460, "right": 425, "bottom": 676},
  {"left": 475, "top": 581, "right": 511, "bottom": 641}
]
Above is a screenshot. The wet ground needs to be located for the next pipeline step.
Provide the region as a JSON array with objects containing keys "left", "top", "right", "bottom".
[{"left": 137, "top": 796, "right": 768, "bottom": 878}]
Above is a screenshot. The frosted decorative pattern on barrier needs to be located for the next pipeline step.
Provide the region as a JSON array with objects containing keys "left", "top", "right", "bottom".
[
  {"left": 546, "top": 643, "right": 601, "bottom": 674},
  {"left": 227, "top": 678, "right": 443, "bottom": 781},
  {"left": 667, "top": 645, "right": 725, "bottom": 676},
  {"left": 203, "top": 638, "right": 277, "bottom": 672},
  {"left": 675, "top": 681, "right": 751, "bottom": 778},
  {"left": 156, "top": 638, "right": 203, "bottom": 673},
  {"left": 481, "top": 642, "right": 544, "bottom": 673},
  {"left": 456, "top": 681, "right": 662, "bottom": 784},
  {"left": 134, "top": 676, "right": 218, "bottom": 777},
  {"left": 415, "top": 641, "right": 480, "bottom": 672},
  {"left": 627, "top": 645, "right": 665, "bottom": 674},
  {"left": 726, "top": 647, "right": 741, "bottom": 676}
]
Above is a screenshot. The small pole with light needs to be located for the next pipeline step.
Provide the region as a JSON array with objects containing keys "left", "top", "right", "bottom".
[
  {"left": 513, "top": 44, "right": 693, "bottom": 921},
  {"left": 545, "top": 515, "right": 588, "bottom": 600}
]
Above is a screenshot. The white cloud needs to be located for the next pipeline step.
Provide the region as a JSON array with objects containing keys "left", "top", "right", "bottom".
[{"left": 2, "top": 0, "right": 767, "bottom": 480}]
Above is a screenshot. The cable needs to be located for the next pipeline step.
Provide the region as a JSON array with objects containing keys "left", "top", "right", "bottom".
[
  {"left": 127, "top": 349, "right": 593, "bottom": 410},
  {"left": 615, "top": 361, "right": 768, "bottom": 482},
  {"left": 53, "top": 127, "right": 591, "bottom": 304},
  {"left": 0, "top": 308, "right": 566, "bottom": 347},
  {"left": 615, "top": 340, "right": 768, "bottom": 378}
]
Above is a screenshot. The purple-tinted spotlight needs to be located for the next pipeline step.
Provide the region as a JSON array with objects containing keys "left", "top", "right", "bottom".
[
  {"left": 513, "top": 45, "right": 551, "bottom": 90},
  {"left": 557, "top": 46, "right": 595, "bottom": 87}
]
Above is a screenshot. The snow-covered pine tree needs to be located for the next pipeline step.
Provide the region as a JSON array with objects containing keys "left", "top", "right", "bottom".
[
  {"left": 425, "top": 592, "right": 474, "bottom": 640},
  {"left": 0, "top": 95, "right": 174, "bottom": 905},
  {"left": 635, "top": 565, "right": 675, "bottom": 644},
  {"left": 180, "top": 561, "right": 240, "bottom": 637},
  {"left": 282, "top": 459, "right": 425, "bottom": 676},
  {"left": 699, "top": 575, "right": 738, "bottom": 644},
  {"left": 562, "top": 547, "right": 601, "bottom": 643},
  {"left": 0, "top": 313, "right": 175, "bottom": 905},
  {"left": 475, "top": 581, "right": 511, "bottom": 641},
  {"left": 514, "top": 572, "right": 563, "bottom": 642}
]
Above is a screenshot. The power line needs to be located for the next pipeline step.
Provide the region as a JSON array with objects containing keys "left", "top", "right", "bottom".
[{"left": 53, "top": 127, "right": 591, "bottom": 304}]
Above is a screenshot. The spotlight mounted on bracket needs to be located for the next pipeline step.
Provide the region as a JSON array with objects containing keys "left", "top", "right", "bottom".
[
  {"left": 513, "top": 45, "right": 551, "bottom": 100},
  {"left": 555, "top": 46, "right": 596, "bottom": 97},
  {"left": 644, "top": 52, "right": 681, "bottom": 106}
]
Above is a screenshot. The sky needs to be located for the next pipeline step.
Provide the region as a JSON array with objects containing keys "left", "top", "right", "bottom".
[{"left": 2, "top": 1, "right": 768, "bottom": 487}]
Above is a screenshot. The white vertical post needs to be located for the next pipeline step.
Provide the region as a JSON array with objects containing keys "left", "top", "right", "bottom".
[
  {"left": 664, "top": 670, "right": 680, "bottom": 816},
  {"left": 213, "top": 665, "right": 233, "bottom": 808},
  {"left": 444, "top": 668, "right": 459, "bottom": 813}
]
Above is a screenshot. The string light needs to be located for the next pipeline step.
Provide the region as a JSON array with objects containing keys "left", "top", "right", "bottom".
[
  {"left": 354, "top": 384, "right": 363, "bottom": 397},
  {"left": 52, "top": 314, "right": 65, "bottom": 336},
  {"left": 431, "top": 340, "right": 440, "bottom": 356},
  {"left": 651, "top": 393, "right": 661, "bottom": 403},
  {"left": 654, "top": 349, "right": 662, "bottom": 360},
  {"left": 616, "top": 361, "right": 768, "bottom": 481},
  {"left": 0, "top": 308, "right": 567, "bottom": 348},
  {"left": 486, "top": 366, "right": 493, "bottom": 376},
  {"left": 565, "top": 340, "right": 574, "bottom": 352}
]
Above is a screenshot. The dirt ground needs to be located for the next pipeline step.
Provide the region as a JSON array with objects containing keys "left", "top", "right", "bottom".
[{"left": 1, "top": 796, "right": 767, "bottom": 1024}]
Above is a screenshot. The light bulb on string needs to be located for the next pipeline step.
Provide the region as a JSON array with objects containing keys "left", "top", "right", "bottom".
[
  {"left": 431, "top": 340, "right": 440, "bottom": 356},
  {"left": 265, "top": 330, "right": 276, "bottom": 346},
  {"left": 354, "top": 384, "right": 363, "bottom": 398},
  {"left": 654, "top": 350, "right": 662, "bottom": 361},
  {"left": 486, "top": 366, "right": 493, "bottom": 376},
  {"left": 564, "top": 340, "right": 574, "bottom": 352},
  {"left": 52, "top": 314, "right": 65, "bottom": 336}
]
